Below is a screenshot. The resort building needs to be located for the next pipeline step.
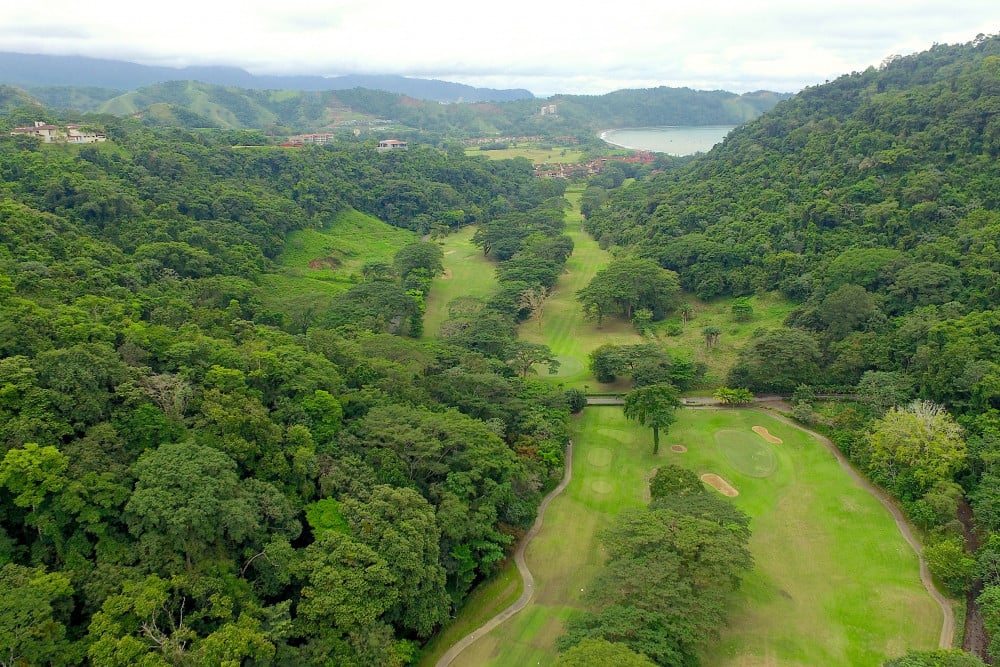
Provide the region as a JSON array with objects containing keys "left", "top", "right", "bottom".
[
  {"left": 377, "top": 139, "right": 408, "bottom": 151},
  {"left": 10, "top": 121, "right": 106, "bottom": 143}
]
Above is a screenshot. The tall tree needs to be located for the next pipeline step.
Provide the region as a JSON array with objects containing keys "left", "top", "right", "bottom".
[
  {"left": 623, "top": 383, "right": 681, "bottom": 454},
  {"left": 867, "top": 400, "right": 967, "bottom": 499},
  {"left": 577, "top": 258, "right": 680, "bottom": 323}
]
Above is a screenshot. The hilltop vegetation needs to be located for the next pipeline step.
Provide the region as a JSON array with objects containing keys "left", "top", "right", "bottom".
[
  {"left": 0, "top": 121, "right": 587, "bottom": 664},
  {"left": 2, "top": 76, "right": 785, "bottom": 139},
  {"left": 587, "top": 33, "right": 1000, "bottom": 662}
]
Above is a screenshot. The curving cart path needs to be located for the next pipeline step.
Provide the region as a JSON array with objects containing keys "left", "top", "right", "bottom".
[
  {"left": 756, "top": 407, "right": 955, "bottom": 649},
  {"left": 436, "top": 441, "right": 574, "bottom": 667}
]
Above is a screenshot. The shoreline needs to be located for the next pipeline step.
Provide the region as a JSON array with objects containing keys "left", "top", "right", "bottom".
[{"left": 598, "top": 125, "right": 736, "bottom": 155}]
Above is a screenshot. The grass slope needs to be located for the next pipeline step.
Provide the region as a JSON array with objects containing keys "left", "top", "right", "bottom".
[
  {"left": 258, "top": 208, "right": 416, "bottom": 322},
  {"left": 658, "top": 292, "right": 798, "bottom": 389},
  {"left": 422, "top": 226, "right": 499, "bottom": 338},
  {"left": 450, "top": 407, "right": 941, "bottom": 667},
  {"left": 518, "top": 186, "right": 644, "bottom": 389}
]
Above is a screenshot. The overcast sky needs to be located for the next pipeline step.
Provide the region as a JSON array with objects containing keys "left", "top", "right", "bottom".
[{"left": 2, "top": 1, "right": 998, "bottom": 96}]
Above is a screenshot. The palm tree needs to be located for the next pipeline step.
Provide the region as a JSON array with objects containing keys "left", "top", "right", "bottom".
[{"left": 623, "top": 383, "right": 681, "bottom": 454}]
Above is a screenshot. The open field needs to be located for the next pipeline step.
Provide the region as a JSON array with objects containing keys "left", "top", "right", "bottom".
[
  {"left": 422, "top": 226, "right": 499, "bottom": 338},
  {"left": 518, "top": 186, "right": 644, "bottom": 389},
  {"left": 448, "top": 407, "right": 942, "bottom": 667},
  {"left": 258, "top": 208, "right": 416, "bottom": 321},
  {"left": 465, "top": 145, "right": 586, "bottom": 163},
  {"left": 658, "top": 291, "right": 798, "bottom": 389}
]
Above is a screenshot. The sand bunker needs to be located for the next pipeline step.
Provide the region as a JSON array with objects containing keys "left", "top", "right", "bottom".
[
  {"left": 753, "top": 426, "right": 783, "bottom": 444},
  {"left": 670, "top": 444, "right": 688, "bottom": 453},
  {"left": 444, "top": 250, "right": 456, "bottom": 255},
  {"left": 587, "top": 448, "right": 612, "bottom": 467},
  {"left": 701, "top": 473, "right": 739, "bottom": 497},
  {"left": 591, "top": 480, "right": 613, "bottom": 494}
]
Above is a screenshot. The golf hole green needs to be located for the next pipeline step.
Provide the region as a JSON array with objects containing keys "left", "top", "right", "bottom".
[
  {"left": 591, "top": 480, "right": 613, "bottom": 494},
  {"left": 714, "top": 429, "right": 777, "bottom": 478},
  {"left": 587, "top": 448, "right": 612, "bottom": 467}
]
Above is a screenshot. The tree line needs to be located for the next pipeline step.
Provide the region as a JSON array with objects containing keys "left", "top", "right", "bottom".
[
  {"left": 0, "top": 120, "right": 578, "bottom": 664},
  {"left": 582, "top": 33, "right": 1000, "bottom": 664}
]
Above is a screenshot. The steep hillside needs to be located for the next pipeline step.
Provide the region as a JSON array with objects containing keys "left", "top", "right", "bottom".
[
  {"left": 586, "top": 34, "right": 1000, "bottom": 661},
  {"left": 587, "top": 35, "right": 1000, "bottom": 304}
]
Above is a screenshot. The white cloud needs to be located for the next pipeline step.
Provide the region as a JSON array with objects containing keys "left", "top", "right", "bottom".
[{"left": 2, "top": 0, "right": 998, "bottom": 95}]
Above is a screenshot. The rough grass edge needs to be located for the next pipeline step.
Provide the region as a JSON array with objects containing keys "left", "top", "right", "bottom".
[{"left": 417, "top": 563, "right": 523, "bottom": 667}]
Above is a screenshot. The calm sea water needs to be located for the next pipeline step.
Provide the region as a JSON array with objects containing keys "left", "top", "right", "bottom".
[{"left": 599, "top": 125, "right": 736, "bottom": 155}]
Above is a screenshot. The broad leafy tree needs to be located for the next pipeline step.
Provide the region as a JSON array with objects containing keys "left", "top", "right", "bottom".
[
  {"left": 577, "top": 258, "right": 680, "bottom": 323},
  {"left": 623, "top": 383, "right": 681, "bottom": 454},
  {"left": 867, "top": 400, "right": 966, "bottom": 499}
]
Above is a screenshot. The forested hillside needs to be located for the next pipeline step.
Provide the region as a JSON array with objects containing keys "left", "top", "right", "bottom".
[
  {"left": 586, "top": 34, "right": 1000, "bottom": 660},
  {"left": 1, "top": 79, "right": 785, "bottom": 140},
  {"left": 0, "top": 122, "right": 578, "bottom": 665}
]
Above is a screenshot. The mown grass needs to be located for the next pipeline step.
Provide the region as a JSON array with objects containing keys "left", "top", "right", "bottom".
[
  {"left": 258, "top": 208, "right": 416, "bottom": 321},
  {"left": 417, "top": 564, "right": 523, "bottom": 667},
  {"left": 422, "top": 226, "right": 499, "bottom": 338},
  {"left": 465, "top": 146, "right": 586, "bottom": 163},
  {"left": 518, "top": 186, "right": 644, "bottom": 389},
  {"left": 450, "top": 407, "right": 941, "bottom": 667}
]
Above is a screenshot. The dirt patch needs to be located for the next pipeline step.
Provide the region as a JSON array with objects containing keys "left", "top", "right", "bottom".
[
  {"left": 753, "top": 426, "right": 783, "bottom": 444},
  {"left": 444, "top": 250, "right": 456, "bottom": 255},
  {"left": 671, "top": 444, "right": 687, "bottom": 453},
  {"left": 308, "top": 257, "right": 339, "bottom": 269},
  {"left": 643, "top": 467, "right": 659, "bottom": 504},
  {"left": 441, "top": 268, "right": 453, "bottom": 279},
  {"left": 701, "top": 473, "right": 739, "bottom": 497}
]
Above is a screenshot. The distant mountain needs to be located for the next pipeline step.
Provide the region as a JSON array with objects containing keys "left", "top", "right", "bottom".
[
  {"left": 0, "top": 84, "right": 42, "bottom": 113},
  {"left": 0, "top": 52, "right": 534, "bottom": 103}
]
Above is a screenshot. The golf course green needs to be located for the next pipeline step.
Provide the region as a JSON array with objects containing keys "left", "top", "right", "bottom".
[
  {"left": 426, "top": 185, "right": 945, "bottom": 667},
  {"left": 449, "top": 407, "right": 942, "bottom": 666}
]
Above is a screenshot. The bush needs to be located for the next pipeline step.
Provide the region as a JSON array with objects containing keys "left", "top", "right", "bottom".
[{"left": 565, "top": 388, "right": 587, "bottom": 414}]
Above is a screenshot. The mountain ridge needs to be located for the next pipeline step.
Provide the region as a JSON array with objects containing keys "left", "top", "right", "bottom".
[{"left": 0, "top": 51, "right": 534, "bottom": 103}]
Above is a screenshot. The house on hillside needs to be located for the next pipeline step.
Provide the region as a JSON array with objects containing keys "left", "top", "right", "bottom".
[
  {"left": 377, "top": 139, "right": 408, "bottom": 152},
  {"left": 286, "top": 133, "right": 334, "bottom": 146},
  {"left": 10, "top": 121, "right": 106, "bottom": 143}
]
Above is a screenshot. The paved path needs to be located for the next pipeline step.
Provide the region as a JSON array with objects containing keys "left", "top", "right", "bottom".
[
  {"left": 435, "top": 441, "right": 575, "bottom": 667},
  {"left": 755, "top": 406, "right": 955, "bottom": 649}
]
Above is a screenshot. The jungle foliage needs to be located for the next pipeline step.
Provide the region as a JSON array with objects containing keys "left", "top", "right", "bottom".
[
  {"left": 586, "top": 33, "right": 1000, "bottom": 662},
  {"left": 0, "top": 121, "right": 575, "bottom": 665}
]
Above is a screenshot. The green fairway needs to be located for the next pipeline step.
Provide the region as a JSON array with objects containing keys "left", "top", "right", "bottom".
[
  {"left": 518, "top": 186, "right": 644, "bottom": 389},
  {"left": 465, "top": 145, "right": 586, "bottom": 163},
  {"left": 422, "top": 226, "right": 499, "bottom": 338},
  {"left": 450, "top": 407, "right": 942, "bottom": 667}
]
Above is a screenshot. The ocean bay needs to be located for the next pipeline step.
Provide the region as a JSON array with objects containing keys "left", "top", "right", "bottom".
[{"left": 600, "top": 125, "right": 735, "bottom": 155}]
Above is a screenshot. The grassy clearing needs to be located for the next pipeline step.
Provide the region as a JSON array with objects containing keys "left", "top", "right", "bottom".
[
  {"left": 519, "top": 186, "right": 644, "bottom": 389},
  {"left": 450, "top": 407, "right": 941, "bottom": 667},
  {"left": 465, "top": 146, "right": 586, "bottom": 163},
  {"left": 258, "top": 208, "right": 416, "bottom": 320},
  {"left": 656, "top": 292, "right": 798, "bottom": 388},
  {"left": 422, "top": 226, "right": 499, "bottom": 338}
]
